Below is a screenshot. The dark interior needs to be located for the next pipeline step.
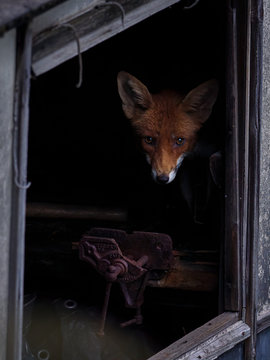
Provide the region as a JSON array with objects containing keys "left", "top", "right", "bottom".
[{"left": 24, "top": 1, "right": 226, "bottom": 359}]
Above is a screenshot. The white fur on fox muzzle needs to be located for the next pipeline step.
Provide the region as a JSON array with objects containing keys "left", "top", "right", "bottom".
[
  {"left": 176, "top": 153, "right": 186, "bottom": 170},
  {"left": 151, "top": 154, "right": 186, "bottom": 184},
  {"left": 151, "top": 168, "right": 176, "bottom": 184}
]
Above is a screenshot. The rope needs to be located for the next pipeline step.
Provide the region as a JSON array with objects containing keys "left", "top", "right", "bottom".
[
  {"left": 57, "top": 23, "right": 83, "bottom": 88},
  {"left": 97, "top": 1, "right": 126, "bottom": 27}
]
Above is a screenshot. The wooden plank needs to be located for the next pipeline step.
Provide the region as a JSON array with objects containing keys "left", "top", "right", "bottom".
[
  {"left": 178, "top": 321, "right": 250, "bottom": 360},
  {"left": 147, "top": 312, "right": 240, "bottom": 360},
  {"left": 32, "top": 0, "right": 181, "bottom": 75},
  {"left": 148, "top": 251, "right": 218, "bottom": 292},
  {"left": 0, "top": 28, "right": 17, "bottom": 360},
  {"left": 244, "top": 0, "right": 262, "bottom": 358},
  {"left": 257, "top": 306, "right": 270, "bottom": 334},
  {"left": 6, "top": 23, "right": 33, "bottom": 360},
  {"left": 26, "top": 202, "right": 127, "bottom": 222},
  {"left": 32, "top": 0, "right": 100, "bottom": 36},
  {"left": 258, "top": 0, "right": 270, "bottom": 319},
  {"left": 223, "top": 0, "right": 241, "bottom": 312}
]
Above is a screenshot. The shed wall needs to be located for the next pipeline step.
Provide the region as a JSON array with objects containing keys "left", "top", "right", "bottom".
[
  {"left": 258, "top": 0, "right": 270, "bottom": 317},
  {"left": 0, "top": 29, "right": 16, "bottom": 360}
]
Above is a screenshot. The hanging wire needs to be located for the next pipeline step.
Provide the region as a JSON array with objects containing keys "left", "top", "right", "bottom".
[
  {"left": 13, "top": 126, "right": 31, "bottom": 190},
  {"left": 183, "top": 0, "right": 200, "bottom": 10},
  {"left": 40, "top": 1, "right": 126, "bottom": 88},
  {"left": 13, "top": 82, "right": 31, "bottom": 190},
  {"left": 56, "top": 23, "right": 83, "bottom": 88},
  {"left": 96, "top": 1, "right": 126, "bottom": 27}
]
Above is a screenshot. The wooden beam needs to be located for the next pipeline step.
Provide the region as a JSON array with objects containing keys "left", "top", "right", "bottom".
[
  {"left": 177, "top": 321, "right": 250, "bottom": 360},
  {"left": 32, "top": 0, "right": 181, "bottom": 75},
  {"left": 0, "top": 28, "right": 16, "bottom": 360},
  {"left": 148, "top": 312, "right": 248, "bottom": 360},
  {"left": 257, "top": 307, "right": 270, "bottom": 334},
  {"left": 32, "top": 0, "right": 100, "bottom": 36},
  {"left": 224, "top": 1, "right": 241, "bottom": 313},
  {"left": 26, "top": 202, "right": 128, "bottom": 222},
  {"left": 7, "top": 22, "right": 33, "bottom": 360},
  {"left": 148, "top": 250, "right": 218, "bottom": 292},
  {"left": 244, "top": 0, "right": 262, "bottom": 358}
]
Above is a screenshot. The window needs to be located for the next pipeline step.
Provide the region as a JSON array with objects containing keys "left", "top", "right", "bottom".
[{"left": 3, "top": 0, "right": 265, "bottom": 359}]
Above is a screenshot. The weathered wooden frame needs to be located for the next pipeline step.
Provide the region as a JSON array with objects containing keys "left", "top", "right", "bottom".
[
  {"left": 0, "top": 28, "right": 17, "bottom": 360},
  {"left": 3, "top": 0, "right": 266, "bottom": 359},
  {"left": 150, "top": 0, "right": 262, "bottom": 357},
  {"left": 6, "top": 23, "right": 33, "bottom": 360},
  {"left": 31, "top": 0, "right": 182, "bottom": 75},
  {"left": 148, "top": 312, "right": 249, "bottom": 360}
]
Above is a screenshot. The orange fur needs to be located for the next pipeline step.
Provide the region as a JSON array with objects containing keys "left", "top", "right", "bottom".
[{"left": 117, "top": 72, "right": 218, "bottom": 184}]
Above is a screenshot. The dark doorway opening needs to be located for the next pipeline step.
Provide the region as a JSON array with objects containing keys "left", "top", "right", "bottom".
[{"left": 24, "top": 1, "right": 226, "bottom": 359}]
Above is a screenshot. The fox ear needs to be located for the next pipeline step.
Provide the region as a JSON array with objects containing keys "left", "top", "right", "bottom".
[
  {"left": 117, "top": 71, "right": 153, "bottom": 119},
  {"left": 182, "top": 80, "right": 219, "bottom": 124}
]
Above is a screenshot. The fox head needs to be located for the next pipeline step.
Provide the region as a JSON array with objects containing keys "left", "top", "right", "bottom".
[{"left": 117, "top": 71, "right": 218, "bottom": 184}]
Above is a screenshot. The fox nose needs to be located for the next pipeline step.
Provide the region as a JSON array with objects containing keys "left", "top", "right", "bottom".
[{"left": 156, "top": 174, "right": 170, "bottom": 184}]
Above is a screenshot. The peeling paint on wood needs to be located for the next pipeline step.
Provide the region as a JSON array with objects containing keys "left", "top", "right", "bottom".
[
  {"left": 32, "top": 0, "right": 100, "bottom": 35},
  {"left": 177, "top": 321, "right": 250, "bottom": 360},
  {"left": 258, "top": 0, "right": 270, "bottom": 318},
  {"left": 147, "top": 313, "right": 246, "bottom": 360},
  {"left": 0, "top": 28, "right": 16, "bottom": 360}
]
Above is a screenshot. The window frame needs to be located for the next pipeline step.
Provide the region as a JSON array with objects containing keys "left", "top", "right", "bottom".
[{"left": 6, "top": 0, "right": 265, "bottom": 359}]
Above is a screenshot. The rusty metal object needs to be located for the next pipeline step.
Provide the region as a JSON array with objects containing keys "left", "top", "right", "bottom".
[
  {"left": 97, "top": 282, "right": 112, "bottom": 336},
  {"left": 120, "top": 307, "right": 143, "bottom": 328},
  {"left": 86, "top": 228, "right": 172, "bottom": 271},
  {"left": 79, "top": 228, "right": 173, "bottom": 334}
]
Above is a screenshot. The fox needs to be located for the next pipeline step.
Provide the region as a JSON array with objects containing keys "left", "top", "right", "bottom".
[{"left": 117, "top": 71, "right": 219, "bottom": 185}]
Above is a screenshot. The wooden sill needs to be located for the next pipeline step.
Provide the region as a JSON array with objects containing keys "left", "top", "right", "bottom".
[{"left": 147, "top": 312, "right": 250, "bottom": 360}]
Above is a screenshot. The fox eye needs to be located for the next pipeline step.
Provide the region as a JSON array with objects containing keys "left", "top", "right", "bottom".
[
  {"left": 144, "top": 136, "right": 154, "bottom": 145},
  {"left": 175, "top": 137, "right": 185, "bottom": 146}
]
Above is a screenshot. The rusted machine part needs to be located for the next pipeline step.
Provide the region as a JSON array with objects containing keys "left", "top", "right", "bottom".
[
  {"left": 120, "top": 307, "right": 143, "bottom": 328},
  {"left": 97, "top": 282, "right": 112, "bottom": 337},
  {"left": 79, "top": 235, "right": 148, "bottom": 283},
  {"left": 86, "top": 227, "right": 173, "bottom": 271},
  {"left": 26, "top": 202, "right": 127, "bottom": 222},
  {"left": 79, "top": 228, "right": 173, "bottom": 334}
]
